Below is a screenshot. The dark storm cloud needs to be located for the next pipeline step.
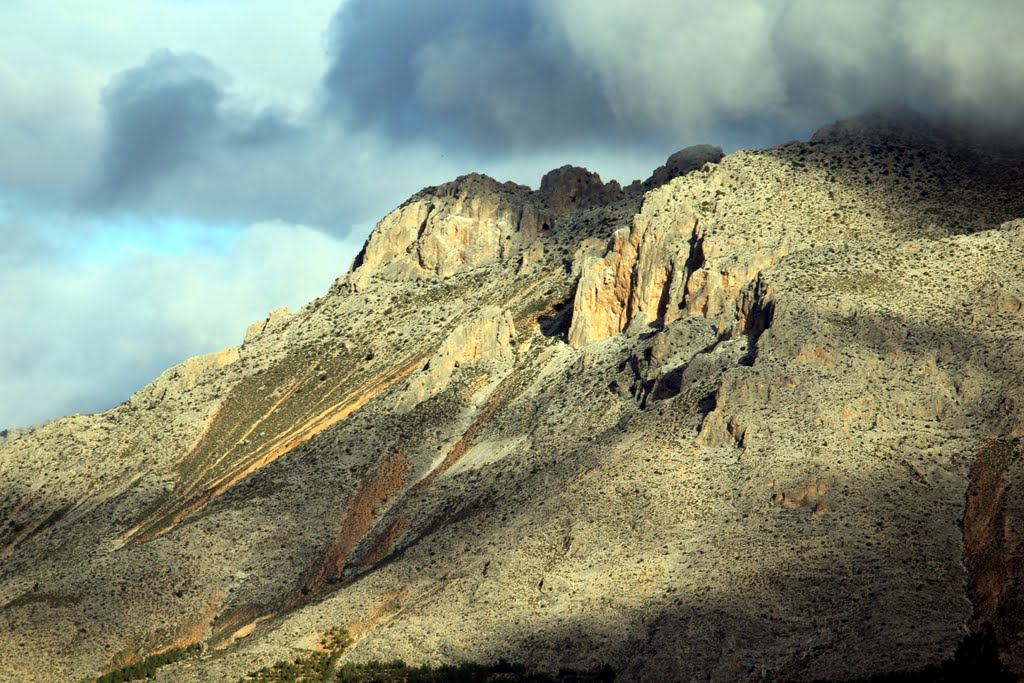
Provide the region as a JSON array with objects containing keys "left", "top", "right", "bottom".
[
  {"left": 83, "top": 47, "right": 445, "bottom": 228},
  {"left": 324, "top": 0, "right": 1024, "bottom": 151},
  {"left": 321, "top": 0, "right": 654, "bottom": 150},
  {"left": 90, "top": 49, "right": 299, "bottom": 208},
  {"left": 92, "top": 50, "right": 224, "bottom": 205}
]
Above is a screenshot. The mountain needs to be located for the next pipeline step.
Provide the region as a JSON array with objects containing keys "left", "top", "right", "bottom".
[{"left": 4, "top": 112, "right": 1024, "bottom": 681}]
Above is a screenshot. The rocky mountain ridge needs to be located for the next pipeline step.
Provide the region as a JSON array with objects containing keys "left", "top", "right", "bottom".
[{"left": 3, "top": 113, "right": 1024, "bottom": 681}]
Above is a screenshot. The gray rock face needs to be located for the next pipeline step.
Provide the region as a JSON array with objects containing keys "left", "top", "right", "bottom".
[
  {"left": 538, "top": 165, "right": 623, "bottom": 212},
  {"left": 3, "top": 123, "right": 1024, "bottom": 682}
]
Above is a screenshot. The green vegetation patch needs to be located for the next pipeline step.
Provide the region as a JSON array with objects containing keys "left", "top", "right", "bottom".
[
  {"left": 95, "top": 644, "right": 201, "bottom": 683},
  {"left": 242, "top": 627, "right": 352, "bottom": 683}
]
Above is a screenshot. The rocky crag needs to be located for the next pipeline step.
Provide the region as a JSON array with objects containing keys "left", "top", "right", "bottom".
[{"left": 4, "top": 112, "right": 1024, "bottom": 681}]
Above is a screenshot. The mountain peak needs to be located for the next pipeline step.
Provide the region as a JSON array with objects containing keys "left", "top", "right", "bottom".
[
  {"left": 810, "top": 106, "right": 953, "bottom": 147},
  {"left": 644, "top": 144, "right": 724, "bottom": 188},
  {"left": 7, "top": 114, "right": 1024, "bottom": 682},
  {"left": 538, "top": 165, "right": 619, "bottom": 212}
]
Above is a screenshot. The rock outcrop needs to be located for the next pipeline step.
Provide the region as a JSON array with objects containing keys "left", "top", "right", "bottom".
[
  {"left": 400, "top": 307, "right": 515, "bottom": 409},
  {"left": 537, "top": 165, "right": 622, "bottom": 212},
  {"left": 643, "top": 144, "right": 724, "bottom": 189},
  {"left": 146, "top": 346, "right": 241, "bottom": 399},
  {"left": 244, "top": 306, "right": 291, "bottom": 344},
  {"left": 350, "top": 160, "right": 663, "bottom": 288},
  {"left": 350, "top": 175, "right": 545, "bottom": 283},
  {"left": 568, "top": 158, "right": 788, "bottom": 346}
]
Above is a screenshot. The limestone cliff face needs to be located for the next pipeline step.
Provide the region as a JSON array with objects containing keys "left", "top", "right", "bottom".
[
  {"left": 565, "top": 144, "right": 728, "bottom": 346},
  {"left": 400, "top": 307, "right": 515, "bottom": 409},
  {"left": 349, "top": 165, "right": 644, "bottom": 287},
  {"left": 350, "top": 174, "right": 544, "bottom": 282},
  {"left": 566, "top": 227, "right": 638, "bottom": 345},
  {"left": 569, "top": 165, "right": 787, "bottom": 346}
]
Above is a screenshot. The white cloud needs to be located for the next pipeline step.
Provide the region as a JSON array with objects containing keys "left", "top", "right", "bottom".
[
  {"left": 0, "top": 0, "right": 336, "bottom": 104},
  {"left": 0, "top": 218, "right": 359, "bottom": 429}
]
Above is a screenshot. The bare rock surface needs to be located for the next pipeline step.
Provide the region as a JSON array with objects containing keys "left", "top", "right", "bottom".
[
  {"left": 399, "top": 307, "right": 516, "bottom": 410},
  {"left": 4, "top": 114, "right": 1024, "bottom": 682}
]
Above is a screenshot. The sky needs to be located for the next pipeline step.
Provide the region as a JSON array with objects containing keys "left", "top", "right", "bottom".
[{"left": 2, "top": 0, "right": 1023, "bottom": 429}]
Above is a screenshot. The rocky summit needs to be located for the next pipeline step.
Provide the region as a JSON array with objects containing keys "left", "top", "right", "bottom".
[{"left": 4, "top": 112, "right": 1024, "bottom": 682}]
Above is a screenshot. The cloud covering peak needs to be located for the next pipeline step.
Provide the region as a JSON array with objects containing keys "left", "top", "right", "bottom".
[{"left": 324, "top": 0, "right": 1024, "bottom": 150}]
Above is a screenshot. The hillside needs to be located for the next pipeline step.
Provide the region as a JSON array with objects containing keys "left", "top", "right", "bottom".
[{"left": 3, "top": 112, "right": 1024, "bottom": 681}]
